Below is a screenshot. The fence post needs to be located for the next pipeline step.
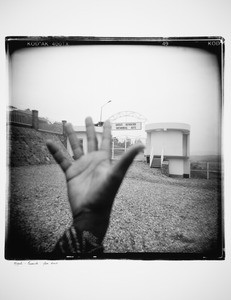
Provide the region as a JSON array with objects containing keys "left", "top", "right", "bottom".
[
  {"left": 62, "top": 120, "right": 67, "bottom": 147},
  {"left": 62, "top": 120, "right": 67, "bottom": 134},
  {"left": 32, "top": 110, "right": 39, "bottom": 130},
  {"left": 207, "top": 162, "right": 209, "bottom": 179}
]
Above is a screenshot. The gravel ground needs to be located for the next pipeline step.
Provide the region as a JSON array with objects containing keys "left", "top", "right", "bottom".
[{"left": 7, "top": 161, "right": 222, "bottom": 258}]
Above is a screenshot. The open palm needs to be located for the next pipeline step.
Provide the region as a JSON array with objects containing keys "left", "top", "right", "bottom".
[{"left": 47, "top": 117, "right": 144, "bottom": 225}]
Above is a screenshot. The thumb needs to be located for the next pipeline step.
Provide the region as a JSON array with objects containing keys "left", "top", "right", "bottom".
[{"left": 111, "top": 143, "right": 145, "bottom": 181}]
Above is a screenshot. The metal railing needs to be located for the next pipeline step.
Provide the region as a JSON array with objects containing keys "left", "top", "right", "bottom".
[
  {"left": 190, "top": 161, "right": 221, "bottom": 179},
  {"left": 9, "top": 110, "right": 32, "bottom": 125},
  {"left": 111, "top": 137, "right": 145, "bottom": 161},
  {"left": 8, "top": 110, "right": 64, "bottom": 135},
  {"left": 38, "top": 121, "right": 63, "bottom": 134}
]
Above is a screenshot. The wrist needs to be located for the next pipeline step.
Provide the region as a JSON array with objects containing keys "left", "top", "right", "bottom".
[{"left": 73, "top": 210, "right": 110, "bottom": 243}]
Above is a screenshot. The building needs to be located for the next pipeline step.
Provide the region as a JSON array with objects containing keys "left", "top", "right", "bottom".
[
  {"left": 67, "top": 125, "right": 103, "bottom": 157},
  {"left": 145, "top": 122, "right": 190, "bottom": 178}
]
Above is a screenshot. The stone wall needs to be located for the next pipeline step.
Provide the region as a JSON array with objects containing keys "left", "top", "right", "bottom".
[{"left": 8, "top": 125, "right": 71, "bottom": 167}]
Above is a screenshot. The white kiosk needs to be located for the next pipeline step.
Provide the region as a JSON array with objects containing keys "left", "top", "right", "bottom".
[{"left": 145, "top": 123, "right": 190, "bottom": 178}]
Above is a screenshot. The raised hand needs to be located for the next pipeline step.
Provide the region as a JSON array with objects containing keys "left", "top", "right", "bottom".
[{"left": 46, "top": 117, "right": 144, "bottom": 242}]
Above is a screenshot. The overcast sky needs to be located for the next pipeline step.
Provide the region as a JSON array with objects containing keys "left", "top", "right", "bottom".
[{"left": 9, "top": 44, "right": 221, "bottom": 155}]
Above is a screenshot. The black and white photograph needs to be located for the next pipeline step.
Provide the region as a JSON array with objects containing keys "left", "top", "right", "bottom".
[
  {"left": 5, "top": 36, "right": 224, "bottom": 260},
  {"left": 1, "top": 1, "right": 231, "bottom": 300}
]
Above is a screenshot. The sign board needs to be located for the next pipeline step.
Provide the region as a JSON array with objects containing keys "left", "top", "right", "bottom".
[{"left": 112, "top": 122, "right": 142, "bottom": 130}]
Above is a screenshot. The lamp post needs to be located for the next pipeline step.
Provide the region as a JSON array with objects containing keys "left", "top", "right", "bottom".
[{"left": 99, "top": 100, "right": 111, "bottom": 125}]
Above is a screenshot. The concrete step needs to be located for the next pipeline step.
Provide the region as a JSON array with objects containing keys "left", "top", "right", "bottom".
[{"left": 150, "top": 156, "right": 161, "bottom": 168}]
